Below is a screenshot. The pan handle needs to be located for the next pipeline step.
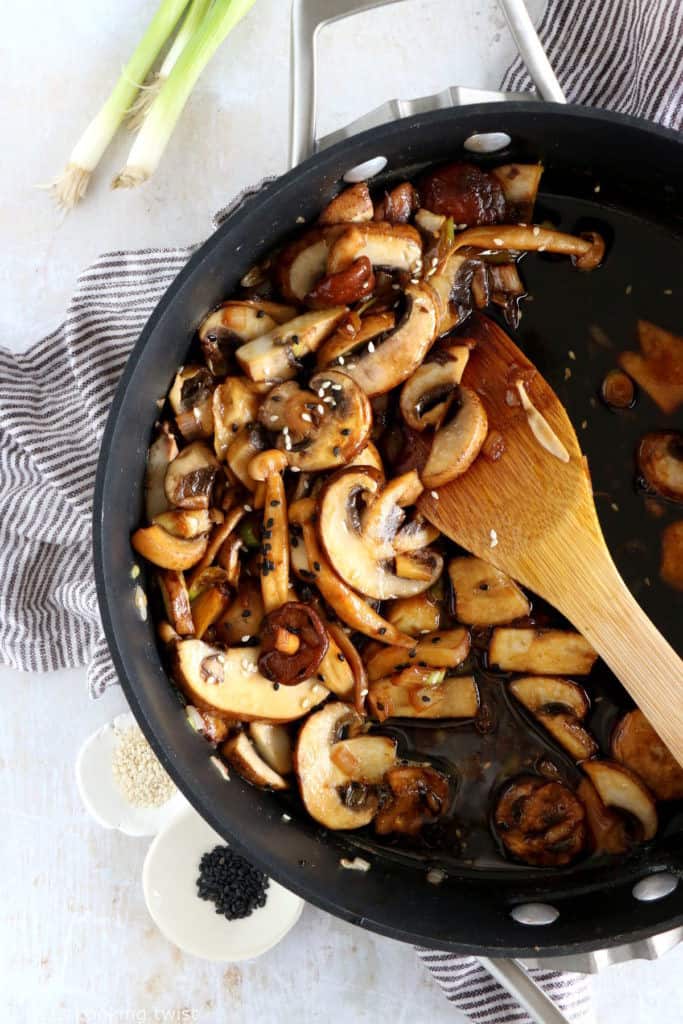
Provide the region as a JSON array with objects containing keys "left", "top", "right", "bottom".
[{"left": 289, "top": 0, "right": 564, "bottom": 169}]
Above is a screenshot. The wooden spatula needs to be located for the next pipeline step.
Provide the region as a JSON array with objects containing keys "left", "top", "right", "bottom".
[{"left": 419, "top": 313, "right": 683, "bottom": 766}]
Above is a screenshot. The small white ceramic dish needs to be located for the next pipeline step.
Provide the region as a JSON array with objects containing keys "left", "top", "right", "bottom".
[
  {"left": 75, "top": 711, "right": 188, "bottom": 837},
  {"left": 142, "top": 805, "right": 304, "bottom": 961}
]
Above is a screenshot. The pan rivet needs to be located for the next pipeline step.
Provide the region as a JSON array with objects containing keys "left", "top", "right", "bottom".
[
  {"left": 343, "top": 157, "right": 388, "bottom": 183},
  {"left": 464, "top": 132, "right": 512, "bottom": 154},
  {"left": 510, "top": 902, "right": 559, "bottom": 926},
  {"left": 632, "top": 872, "right": 679, "bottom": 902}
]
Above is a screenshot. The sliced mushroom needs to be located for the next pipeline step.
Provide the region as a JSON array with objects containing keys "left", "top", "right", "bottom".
[
  {"left": 249, "top": 449, "right": 290, "bottom": 613},
  {"left": 169, "top": 366, "right": 215, "bottom": 441},
  {"left": 494, "top": 776, "right": 587, "bottom": 866},
  {"left": 419, "top": 162, "right": 507, "bottom": 225},
  {"left": 199, "top": 300, "right": 296, "bottom": 375},
  {"left": 618, "top": 319, "right": 683, "bottom": 415},
  {"left": 661, "top": 520, "right": 683, "bottom": 591},
  {"left": 612, "top": 709, "right": 683, "bottom": 800},
  {"left": 509, "top": 676, "right": 598, "bottom": 761},
  {"left": 225, "top": 424, "right": 267, "bottom": 491},
  {"left": 376, "top": 764, "right": 450, "bottom": 835},
  {"left": 314, "top": 625, "right": 356, "bottom": 702},
  {"left": 300, "top": 518, "right": 413, "bottom": 646},
  {"left": 248, "top": 722, "right": 293, "bottom": 775},
  {"left": 214, "top": 578, "right": 264, "bottom": 647},
  {"left": 157, "top": 570, "right": 194, "bottom": 635},
  {"left": 212, "top": 378, "right": 262, "bottom": 461},
  {"left": 316, "top": 311, "right": 396, "bottom": 369},
  {"left": 449, "top": 224, "right": 605, "bottom": 270},
  {"left": 489, "top": 628, "right": 598, "bottom": 675},
  {"left": 319, "top": 182, "right": 374, "bottom": 225},
  {"left": 366, "top": 629, "right": 470, "bottom": 680},
  {"left": 294, "top": 703, "right": 379, "bottom": 830},
  {"left": 144, "top": 430, "right": 178, "bottom": 521},
  {"left": 306, "top": 257, "right": 375, "bottom": 309},
  {"left": 330, "top": 735, "right": 397, "bottom": 782},
  {"left": 577, "top": 777, "right": 631, "bottom": 855},
  {"left": 236, "top": 307, "right": 348, "bottom": 382},
  {"left": 346, "top": 439, "right": 385, "bottom": 476},
  {"left": 258, "top": 602, "right": 328, "bottom": 686},
  {"left": 637, "top": 431, "right": 683, "bottom": 502},
  {"left": 619, "top": 351, "right": 683, "bottom": 416},
  {"left": 152, "top": 508, "right": 221, "bottom": 539},
  {"left": 267, "top": 370, "right": 373, "bottom": 472},
  {"left": 326, "top": 222, "right": 422, "bottom": 276},
  {"left": 399, "top": 353, "right": 469, "bottom": 431},
  {"left": 373, "top": 182, "right": 419, "bottom": 224},
  {"left": 490, "top": 163, "right": 543, "bottom": 223},
  {"left": 344, "top": 283, "right": 439, "bottom": 397},
  {"left": 164, "top": 442, "right": 219, "bottom": 510},
  {"left": 276, "top": 227, "right": 341, "bottom": 302},
  {"left": 171, "top": 638, "right": 328, "bottom": 721},
  {"left": 427, "top": 250, "right": 471, "bottom": 334},
  {"left": 421, "top": 386, "right": 488, "bottom": 488},
  {"left": 360, "top": 470, "right": 423, "bottom": 557},
  {"left": 368, "top": 675, "right": 479, "bottom": 721},
  {"left": 583, "top": 760, "right": 657, "bottom": 841},
  {"left": 448, "top": 556, "right": 530, "bottom": 625},
  {"left": 386, "top": 593, "right": 442, "bottom": 636},
  {"left": 190, "top": 575, "right": 232, "bottom": 639},
  {"left": 326, "top": 620, "right": 369, "bottom": 715},
  {"left": 318, "top": 467, "right": 442, "bottom": 600},
  {"left": 131, "top": 525, "right": 208, "bottom": 570},
  {"left": 414, "top": 208, "right": 446, "bottom": 237},
  {"left": 393, "top": 515, "right": 440, "bottom": 554},
  {"left": 185, "top": 506, "right": 245, "bottom": 586},
  {"left": 222, "top": 732, "right": 289, "bottom": 790},
  {"left": 187, "top": 707, "right": 232, "bottom": 744}
]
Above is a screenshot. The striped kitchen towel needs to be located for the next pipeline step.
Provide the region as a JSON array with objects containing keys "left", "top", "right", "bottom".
[{"left": 0, "top": 1, "right": 680, "bottom": 1021}]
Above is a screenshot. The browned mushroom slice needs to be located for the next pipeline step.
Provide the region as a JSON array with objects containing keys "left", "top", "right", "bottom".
[
  {"left": 637, "top": 431, "right": 683, "bottom": 502},
  {"left": 375, "top": 765, "right": 450, "bottom": 835},
  {"left": 222, "top": 732, "right": 289, "bottom": 790},
  {"left": 157, "top": 570, "right": 194, "bottom": 635},
  {"left": 248, "top": 723, "right": 293, "bottom": 775},
  {"left": 427, "top": 250, "right": 471, "bottom": 335},
  {"left": 258, "top": 602, "right": 329, "bottom": 686},
  {"left": 393, "top": 515, "right": 440, "bottom": 554},
  {"left": 236, "top": 307, "right": 348, "bottom": 382},
  {"left": 419, "top": 162, "right": 507, "bottom": 225},
  {"left": 318, "top": 467, "right": 442, "bottom": 600},
  {"left": 164, "top": 442, "right": 219, "bottom": 510},
  {"left": 344, "top": 283, "right": 438, "bottom": 397},
  {"left": 169, "top": 365, "right": 216, "bottom": 440},
  {"left": 494, "top": 776, "right": 587, "bottom": 866},
  {"left": 214, "top": 578, "right": 264, "bottom": 646},
  {"left": 319, "top": 182, "right": 374, "bottom": 225},
  {"left": 661, "top": 520, "right": 683, "bottom": 590},
  {"left": 171, "top": 639, "right": 328, "bottom": 721},
  {"left": 618, "top": 320, "right": 683, "bottom": 415},
  {"left": 144, "top": 430, "right": 178, "bottom": 521},
  {"left": 276, "top": 227, "right": 342, "bottom": 302},
  {"left": 152, "top": 508, "right": 222, "bottom": 539},
  {"left": 326, "top": 621, "right": 369, "bottom": 714},
  {"left": 306, "top": 257, "right": 375, "bottom": 310},
  {"left": 414, "top": 208, "right": 446, "bottom": 237},
  {"left": 186, "top": 707, "right": 233, "bottom": 744},
  {"left": 489, "top": 628, "right": 598, "bottom": 675},
  {"left": 577, "top": 777, "right": 631, "bottom": 855},
  {"left": 326, "top": 222, "right": 423, "bottom": 276},
  {"left": 199, "top": 300, "right": 296, "bottom": 375},
  {"left": 360, "top": 469, "right": 423, "bottom": 558},
  {"left": 450, "top": 224, "right": 605, "bottom": 270},
  {"left": 421, "top": 386, "right": 488, "bottom": 488},
  {"left": 366, "top": 629, "right": 470, "bottom": 679},
  {"left": 330, "top": 735, "right": 397, "bottom": 782},
  {"left": 266, "top": 370, "right": 373, "bottom": 472},
  {"left": 583, "top": 761, "right": 657, "bottom": 841},
  {"left": 313, "top": 625, "right": 356, "bottom": 702},
  {"left": 225, "top": 424, "right": 267, "bottom": 490},
  {"left": 386, "top": 593, "right": 442, "bottom": 637},
  {"left": 316, "top": 311, "right": 396, "bottom": 369},
  {"left": 190, "top": 571, "right": 232, "bottom": 639},
  {"left": 346, "top": 439, "right": 385, "bottom": 476},
  {"left": 185, "top": 506, "right": 245, "bottom": 586},
  {"left": 212, "top": 378, "right": 261, "bottom": 461},
  {"left": 294, "top": 703, "right": 380, "bottom": 830},
  {"left": 248, "top": 449, "right": 291, "bottom": 613},
  {"left": 509, "top": 676, "right": 598, "bottom": 761},
  {"left": 612, "top": 709, "right": 683, "bottom": 800},
  {"left": 131, "top": 525, "right": 208, "bottom": 570},
  {"left": 368, "top": 675, "right": 479, "bottom": 722},
  {"left": 400, "top": 352, "right": 469, "bottom": 431},
  {"left": 490, "top": 163, "right": 543, "bottom": 223},
  {"left": 300, "top": 519, "right": 413, "bottom": 647},
  {"left": 448, "top": 556, "right": 530, "bottom": 625},
  {"left": 373, "top": 182, "right": 419, "bottom": 224}
]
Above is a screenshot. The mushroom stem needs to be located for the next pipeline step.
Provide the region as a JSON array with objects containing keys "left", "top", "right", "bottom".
[
  {"left": 249, "top": 449, "right": 291, "bottom": 614},
  {"left": 451, "top": 224, "right": 604, "bottom": 268}
]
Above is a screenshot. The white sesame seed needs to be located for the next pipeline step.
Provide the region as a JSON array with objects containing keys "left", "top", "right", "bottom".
[
  {"left": 243, "top": 504, "right": 252, "bottom": 512},
  {"left": 283, "top": 426, "right": 290, "bottom": 435},
  {"left": 301, "top": 412, "right": 312, "bottom": 423},
  {"left": 564, "top": 367, "right": 572, "bottom": 380},
  {"left": 392, "top": 283, "right": 401, "bottom": 290},
  {"left": 217, "top": 654, "right": 225, "bottom": 664},
  {"left": 426, "top": 868, "right": 447, "bottom": 886},
  {"left": 345, "top": 323, "right": 355, "bottom": 333},
  {"left": 430, "top": 256, "right": 438, "bottom": 267},
  {"left": 324, "top": 396, "right": 335, "bottom": 404},
  {"left": 318, "top": 388, "right": 326, "bottom": 398},
  {"left": 568, "top": 350, "right": 576, "bottom": 360},
  {"left": 112, "top": 723, "right": 176, "bottom": 807},
  {"left": 625, "top": 284, "right": 632, "bottom": 295},
  {"left": 493, "top": 237, "right": 504, "bottom": 246},
  {"left": 581, "top": 419, "right": 588, "bottom": 429},
  {"left": 281, "top": 813, "right": 292, "bottom": 822},
  {"left": 331, "top": 383, "right": 342, "bottom": 391},
  {"left": 532, "top": 225, "right": 541, "bottom": 237},
  {"left": 192, "top": 406, "right": 201, "bottom": 420},
  {"left": 338, "top": 356, "right": 345, "bottom": 365},
  {"left": 489, "top": 528, "right": 498, "bottom": 549},
  {"left": 430, "top": 490, "right": 439, "bottom": 499},
  {"left": 301, "top": 697, "right": 311, "bottom": 710},
  {"left": 664, "top": 288, "right": 673, "bottom": 296},
  {"left": 290, "top": 466, "right": 301, "bottom": 472},
  {"left": 322, "top": 380, "right": 332, "bottom": 389},
  {"left": 410, "top": 277, "right": 419, "bottom": 284},
  {"left": 538, "top": 245, "right": 546, "bottom": 252},
  {"left": 594, "top": 184, "right": 601, "bottom": 193},
  {"left": 340, "top": 857, "right": 371, "bottom": 872},
  {"left": 317, "top": 404, "right": 325, "bottom": 414},
  {"left": 296, "top": 215, "right": 306, "bottom": 223},
  {"left": 270, "top": 415, "right": 279, "bottom": 422},
  {"left": 241, "top": 658, "right": 250, "bottom": 671},
  {"left": 367, "top": 341, "right": 375, "bottom": 353},
  {"left": 611, "top": 502, "right": 619, "bottom": 512},
  {"left": 241, "top": 634, "right": 251, "bottom": 642}
]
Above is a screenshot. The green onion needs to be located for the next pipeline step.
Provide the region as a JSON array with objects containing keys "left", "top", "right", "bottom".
[
  {"left": 127, "top": 0, "right": 212, "bottom": 132},
  {"left": 114, "top": 0, "right": 256, "bottom": 190},
  {"left": 47, "top": 0, "right": 190, "bottom": 210}
]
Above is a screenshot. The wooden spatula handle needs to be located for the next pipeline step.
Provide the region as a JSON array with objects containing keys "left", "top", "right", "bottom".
[{"left": 546, "top": 542, "right": 683, "bottom": 768}]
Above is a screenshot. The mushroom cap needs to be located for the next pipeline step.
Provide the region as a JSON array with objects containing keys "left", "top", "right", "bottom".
[{"left": 248, "top": 448, "right": 289, "bottom": 481}]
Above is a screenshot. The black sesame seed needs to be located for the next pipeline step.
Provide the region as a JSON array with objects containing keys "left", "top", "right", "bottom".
[
  {"left": 337, "top": 653, "right": 346, "bottom": 662},
  {"left": 317, "top": 673, "right": 325, "bottom": 682},
  {"left": 431, "top": 636, "right": 441, "bottom": 643},
  {"left": 409, "top": 648, "right": 417, "bottom": 658},
  {"left": 256, "top": 309, "right": 266, "bottom": 318},
  {"left": 241, "top": 609, "right": 252, "bottom": 618},
  {"left": 313, "top": 561, "right": 321, "bottom": 572},
  {"left": 270, "top": 500, "right": 280, "bottom": 507},
  {"left": 266, "top": 517, "right": 274, "bottom": 529},
  {"left": 272, "top": 682, "right": 280, "bottom": 690},
  {"left": 291, "top": 537, "right": 299, "bottom": 548},
  {"left": 341, "top": 428, "right": 351, "bottom": 436},
  {"left": 231, "top": 423, "right": 239, "bottom": 433},
  {"left": 196, "top": 844, "right": 269, "bottom": 921},
  {"left": 418, "top": 660, "right": 428, "bottom": 667},
  {"left": 290, "top": 334, "right": 299, "bottom": 343},
  {"left": 378, "top": 627, "right": 387, "bottom": 635},
  {"left": 421, "top": 695, "right": 431, "bottom": 703},
  {"left": 332, "top": 446, "right": 341, "bottom": 457}
]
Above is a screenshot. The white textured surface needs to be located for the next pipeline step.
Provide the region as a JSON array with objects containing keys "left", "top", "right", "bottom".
[{"left": 2, "top": 0, "right": 682, "bottom": 1020}]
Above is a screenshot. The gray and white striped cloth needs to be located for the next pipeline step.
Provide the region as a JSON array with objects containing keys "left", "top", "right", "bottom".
[{"left": 1, "top": 2, "right": 680, "bottom": 1020}]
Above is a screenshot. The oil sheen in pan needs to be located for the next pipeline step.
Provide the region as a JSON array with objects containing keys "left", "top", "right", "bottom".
[{"left": 280, "top": 194, "right": 682, "bottom": 876}]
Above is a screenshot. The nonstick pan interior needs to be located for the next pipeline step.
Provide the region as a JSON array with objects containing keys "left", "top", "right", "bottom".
[{"left": 94, "top": 104, "right": 683, "bottom": 956}]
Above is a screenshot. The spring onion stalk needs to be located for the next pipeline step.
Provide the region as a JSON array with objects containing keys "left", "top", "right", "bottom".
[
  {"left": 127, "top": 0, "right": 212, "bottom": 132},
  {"left": 113, "top": 0, "right": 257, "bottom": 189},
  {"left": 48, "top": 0, "right": 190, "bottom": 210}
]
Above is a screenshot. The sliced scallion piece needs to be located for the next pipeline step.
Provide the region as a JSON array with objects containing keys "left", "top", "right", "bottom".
[
  {"left": 113, "top": 0, "right": 256, "bottom": 190},
  {"left": 127, "top": 0, "right": 213, "bottom": 132},
  {"left": 48, "top": 0, "right": 190, "bottom": 210}
]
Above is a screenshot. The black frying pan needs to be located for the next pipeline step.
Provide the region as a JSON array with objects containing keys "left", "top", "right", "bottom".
[{"left": 94, "top": 99, "right": 683, "bottom": 958}]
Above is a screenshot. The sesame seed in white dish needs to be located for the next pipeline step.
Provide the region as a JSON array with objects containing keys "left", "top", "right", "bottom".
[{"left": 112, "top": 722, "right": 176, "bottom": 808}]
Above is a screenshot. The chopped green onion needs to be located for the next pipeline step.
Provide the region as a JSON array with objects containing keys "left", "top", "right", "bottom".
[
  {"left": 47, "top": 0, "right": 190, "bottom": 210},
  {"left": 425, "top": 670, "right": 446, "bottom": 687},
  {"left": 127, "top": 0, "right": 212, "bottom": 132},
  {"left": 114, "top": 0, "right": 256, "bottom": 190}
]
